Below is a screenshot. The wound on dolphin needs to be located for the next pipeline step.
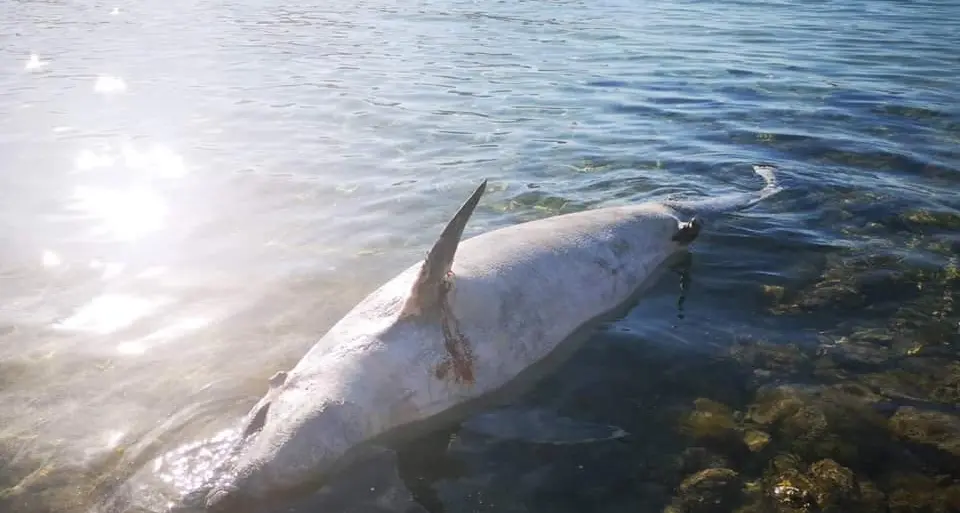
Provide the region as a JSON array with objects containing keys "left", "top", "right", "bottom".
[
  {"left": 401, "top": 180, "right": 489, "bottom": 386},
  {"left": 400, "top": 179, "right": 488, "bottom": 320},
  {"left": 435, "top": 270, "right": 476, "bottom": 385}
]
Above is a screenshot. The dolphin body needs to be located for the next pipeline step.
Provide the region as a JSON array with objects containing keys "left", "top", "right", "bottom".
[{"left": 196, "top": 165, "right": 782, "bottom": 511}]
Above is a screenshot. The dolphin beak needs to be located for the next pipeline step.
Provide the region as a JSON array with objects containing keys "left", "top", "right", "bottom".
[{"left": 672, "top": 216, "right": 702, "bottom": 245}]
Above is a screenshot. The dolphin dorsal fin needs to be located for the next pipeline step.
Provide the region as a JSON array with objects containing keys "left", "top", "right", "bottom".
[{"left": 400, "top": 179, "right": 488, "bottom": 318}]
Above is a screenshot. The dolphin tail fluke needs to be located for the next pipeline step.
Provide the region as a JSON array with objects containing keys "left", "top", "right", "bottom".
[
  {"left": 401, "top": 179, "right": 488, "bottom": 318},
  {"left": 665, "top": 164, "right": 783, "bottom": 217},
  {"left": 751, "top": 164, "right": 781, "bottom": 199}
]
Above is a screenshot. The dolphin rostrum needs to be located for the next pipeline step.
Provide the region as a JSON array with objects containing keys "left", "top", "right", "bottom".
[{"left": 198, "top": 165, "right": 782, "bottom": 511}]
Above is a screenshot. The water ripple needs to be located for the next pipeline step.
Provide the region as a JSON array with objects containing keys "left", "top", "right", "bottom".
[{"left": 1, "top": 0, "right": 958, "bottom": 512}]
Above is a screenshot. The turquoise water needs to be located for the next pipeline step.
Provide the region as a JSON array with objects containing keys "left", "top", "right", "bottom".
[{"left": 1, "top": 1, "right": 958, "bottom": 512}]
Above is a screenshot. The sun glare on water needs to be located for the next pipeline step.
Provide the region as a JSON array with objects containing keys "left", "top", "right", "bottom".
[
  {"left": 25, "top": 53, "right": 47, "bottom": 71},
  {"left": 53, "top": 294, "right": 170, "bottom": 335},
  {"left": 152, "top": 428, "right": 242, "bottom": 494},
  {"left": 42, "top": 250, "right": 62, "bottom": 268},
  {"left": 94, "top": 75, "right": 127, "bottom": 94},
  {"left": 121, "top": 144, "right": 188, "bottom": 178},
  {"left": 71, "top": 186, "right": 168, "bottom": 241},
  {"left": 75, "top": 149, "right": 117, "bottom": 171},
  {"left": 67, "top": 144, "right": 189, "bottom": 240},
  {"left": 116, "top": 316, "right": 211, "bottom": 355}
]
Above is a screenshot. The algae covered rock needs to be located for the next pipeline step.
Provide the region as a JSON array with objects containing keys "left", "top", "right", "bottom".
[
  {"left": 855, "top": 479, "right": 888, "bottom": 512},
  {"left": 668, "top": 468, "right": 743, "bottom": 513},
  {"left": 768, "top": 252, "right": 930, "bottom": 317},
  {"left": 861, "top": 359, "right": 960, "bottom": 406},
  {"left": 744, "top": 384, "right": 889, "bottom": 467},
  {"left": 897, "top": 209, "right": 960, "bottom": 232},
  {"left": 888, "top": 407, "right": 960, "bottom": 461},
  {"left": 780, "top": 405, "right": 830, "bottom": 442},
  {"left": 742, "top": 430, "right": 771, "bottom": 453},
  {"left": 746, "top": 387, "right": 804, "bottom": 427},
  {"left": 824, "top": 331, "right": 894, "bottom": 369},
  {"left": 680, "top": 398, "right": 740, "bottom": 443},
  {"left": 769, "top": 472, "right": 817, "bottom": 511},
  {"left": 885, "top": 473, "right": 960, "bottom": 513},
  {"left": 757, "top": 458, "right": 872, "bottom": 513},
  {"left": 730, "top": 340, "right": 813, "bottom": 379},
  {"left": 807, "top": 459, "right": 859, "bottom": 511},
  {"left": 676, "top": 447, "right": 731, "bottom": 476}
]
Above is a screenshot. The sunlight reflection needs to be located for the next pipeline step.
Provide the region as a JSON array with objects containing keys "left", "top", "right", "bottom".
[
  {"left": 89, "top": 259, "right": 126, "bottom": 280},
  {"left": 116, "top": 316, "right": 211, "bottom": 355},
  {"left": 137, "top": 266, "right": 168, "bottom": 279},
  {"left": 54, "top": 294, "right": 169, "bottom": 334},
  {"left": 152, "top": 428, "right": 241, "bottom": 495},
  {"left": 111, "top": 7, "right": 120, "bottom": 16},
  {"left": 71, "top": 186, "right": 167, "bottom": 240},
  {"left": 105, "top": 429, "right": 126, "bottom": 448},
  {"left": 75, "top": 149, "right": 116, "bottom": 171},
  {"left": 81, "top": 429, "right": 130, "bottom": 467},
  {"left": 25, "top": 53, "right": 47, "bottom": 71},
  {"left": 42, "top": 250, "right": 61, "bottom": 268},
  {"left": 74, "top": 144, "right": 188, "bottom": 178},
  {"left": 94, "top": 75, "right": 127, "bottom": 94},
  {"left": 122, "top": 144, "right": 187, "bottom": 178}
]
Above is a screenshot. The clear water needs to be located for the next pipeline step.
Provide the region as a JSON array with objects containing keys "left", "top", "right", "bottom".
[{"left": 1, "top": 1, "right": 958, "bottom": 512}]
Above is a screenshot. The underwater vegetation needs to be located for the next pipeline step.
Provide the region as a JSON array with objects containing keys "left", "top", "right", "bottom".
[{"left": 667, "top": 208, "right": 960, "bottom": 513}]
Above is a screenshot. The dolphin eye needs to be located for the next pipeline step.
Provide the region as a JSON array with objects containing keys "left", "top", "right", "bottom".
[{"left": 242, "top": 401, "right": 270, "bottom": 438}]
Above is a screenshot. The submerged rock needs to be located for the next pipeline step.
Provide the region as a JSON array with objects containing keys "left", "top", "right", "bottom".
[
  {"left": 730, "top": 340, "right": 814, "bottom": 379},
  {"left": 807, "top": 459, "right": 859, "bottom": 510},
  {"left": 745, "top": 384, "right": 893, "bottom": 469},
  {"left": 827, "top": 331, "right": 894, "bottom": 368},
  {"left": 885, "top": 473, "right": 960, "bottom": 513},
  {"left": 897, "top": 209, "right": 960, "bottom": 232},
  {"left": 680, "top": 398, "right": 740, "bottom": 444},
  {"left": 667, "top": 468, "right": 743, "bottom": 513},
  {"left": 748, "top": 458, "right": 880, "bottom": 513},
  {"left": 676, "top": 447, "right": 731, "bottom": 476},
  {"left": 769, "top": 468, "right": 818, "bottom": 511},
  {"left": 888, "top": 407, "right": 960, "bottom": 463},
  {"left": 746, "top": 387, "right": 804, "bottom": 427},
  {"left": 767, "top": 252, "right": 937, "bottom": 319},
  {"left": 742, "top": 430, "right": 771, "bottom": 453}
]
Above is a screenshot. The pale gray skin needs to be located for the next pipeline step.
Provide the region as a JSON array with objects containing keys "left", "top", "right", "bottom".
[{"left": 201, "top": 165, "right": 782, "bottom": 511}]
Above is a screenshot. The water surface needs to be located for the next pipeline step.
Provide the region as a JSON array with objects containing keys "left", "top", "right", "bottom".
[{"left": 1, "top": 1, "right": 958, "bottom": 512}]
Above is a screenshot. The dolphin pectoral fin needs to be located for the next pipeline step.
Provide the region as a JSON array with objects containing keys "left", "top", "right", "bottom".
[
  {"left": 460, "top": 407, "right": 629, "bottom": 445},
  {"left": 672, "top": 216, "right": 702, "bottom": 244},
  {"left": 395, "top": 427, "right": 461, "bottom": 513},
  {"left": 401, "top": 179, "right": 488, "bottom": 319}
]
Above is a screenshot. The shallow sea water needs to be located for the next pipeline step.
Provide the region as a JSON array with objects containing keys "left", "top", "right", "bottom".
[{"left": 1, "top": 1, "right": 959, "bottom": 512}]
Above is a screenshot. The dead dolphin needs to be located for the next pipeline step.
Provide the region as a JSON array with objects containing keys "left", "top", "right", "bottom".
[{"left": 199, "top": 165, "right": 782, "bottom": 511}]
